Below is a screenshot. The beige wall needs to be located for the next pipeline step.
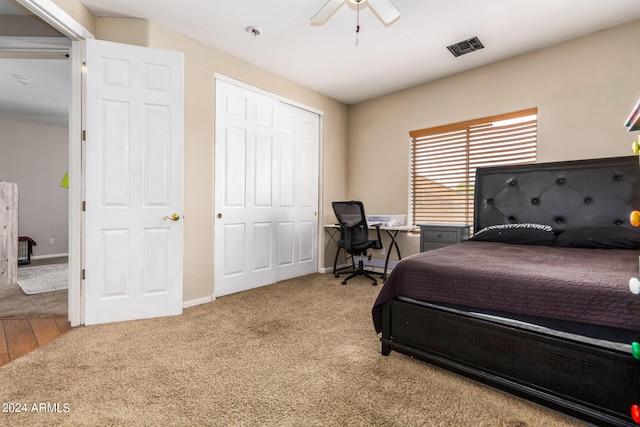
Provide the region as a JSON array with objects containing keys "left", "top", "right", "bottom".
[
  {"left": 52, "top": 0, "right": 96, "bottom": 34},
  {"left": 92, "top": 17, "right": 349, "bottom": 303},
  {"left": 49, "top": 0, "right": 640, "bottom": 299},
  {"left": 0, "top": 117, "right": 69, "bottom": 257},
  {"left": 347, "top": 19, "right": 640, "bottom": 257}
]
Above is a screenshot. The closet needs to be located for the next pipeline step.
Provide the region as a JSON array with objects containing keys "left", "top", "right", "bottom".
[{"left": 214, "top": 78, "right": 321, "bottom": 297}]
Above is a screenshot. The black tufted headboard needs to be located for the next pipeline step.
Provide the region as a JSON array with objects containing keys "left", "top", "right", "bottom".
[{"left": 473, "top": 156, "right": 640, "bottom": 233}]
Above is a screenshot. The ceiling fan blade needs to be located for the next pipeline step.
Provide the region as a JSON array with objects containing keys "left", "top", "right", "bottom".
[
  {"left": 310, "top": 0, "right": 345, "bottom": 25},
  {"left": 367, "top": 0, "right": 400, "bottom": 25}
]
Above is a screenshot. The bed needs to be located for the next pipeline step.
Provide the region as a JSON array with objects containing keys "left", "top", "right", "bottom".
[{"left": 373, "top": 156, "right": 640, "bottom": 427}]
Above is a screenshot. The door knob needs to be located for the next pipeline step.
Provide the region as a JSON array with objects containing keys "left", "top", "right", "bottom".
[
  {"left": 217, "top": 213, "right": 222, "bottom": 218},
  {"left": 164, "top": 213, "right": 180, "bottom": 221}
]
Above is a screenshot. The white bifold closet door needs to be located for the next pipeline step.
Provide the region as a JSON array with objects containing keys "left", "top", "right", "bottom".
[{"left": 214, "top": 79, "right": 320, "bottom": 297}]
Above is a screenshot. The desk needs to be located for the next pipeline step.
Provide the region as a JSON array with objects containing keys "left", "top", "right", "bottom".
[{"left": 324, "top": 224, "right": 417, "bottom": 280}]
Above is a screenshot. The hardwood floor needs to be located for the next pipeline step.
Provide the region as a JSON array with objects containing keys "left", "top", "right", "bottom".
[
  {"left": 0, "top": 317, "right": 71, "bottom": 367},
  {"left": 0, "top": 257, "right": 72, "bottom": 367}
]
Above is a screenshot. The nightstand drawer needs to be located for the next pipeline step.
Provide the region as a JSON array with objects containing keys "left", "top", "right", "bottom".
[
  {"left": 422, "top": 230, "right": 458, "bottom": 243},
  {"left": 419, "top": 224, "right": 471, "bottom": 252}
]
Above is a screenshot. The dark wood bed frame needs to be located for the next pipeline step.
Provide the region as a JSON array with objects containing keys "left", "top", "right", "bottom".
[{"left": 380, "top": 156, "right": 640, "bottom": 427}]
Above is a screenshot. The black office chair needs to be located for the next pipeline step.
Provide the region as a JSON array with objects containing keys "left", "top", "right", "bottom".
[{"left": 332, "top": 201, "right": 384, "bottom": 286}]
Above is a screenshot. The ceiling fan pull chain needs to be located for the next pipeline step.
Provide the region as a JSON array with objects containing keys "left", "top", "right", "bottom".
[{"left": 355, "top": 0, "right": 361, "bottom": 46}]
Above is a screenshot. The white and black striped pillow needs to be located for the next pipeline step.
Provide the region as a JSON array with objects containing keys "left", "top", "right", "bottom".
[{"left": 471, "top": 223, "right": 555, "bottom": 245}]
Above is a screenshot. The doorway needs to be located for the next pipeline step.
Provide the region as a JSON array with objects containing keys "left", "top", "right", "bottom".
[
  {"left": 0, "top": 42, "right": 71, "bottom": 317},
  {"left": 7, "top": 0, "right": 91, "bottom": 326}
]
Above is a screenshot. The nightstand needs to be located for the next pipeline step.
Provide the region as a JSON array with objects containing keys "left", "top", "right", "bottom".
[{"left": 419, "top": 224, "right": 471, "bottom": 252}]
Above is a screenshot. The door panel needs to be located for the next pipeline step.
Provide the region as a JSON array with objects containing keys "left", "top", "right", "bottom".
[
  {"left": 143, "top": 228, "right": 170, "bottom": 293},
  {"left": 224, "top": 127, "right": 247, "bottom": 206},
  {"left": 100, "top": 100, "right": 129, "bottom": 206},
  {"left": 279, "top": 142, "right": 295, "bottom": 206},
  {"left": 299, "top": 220, "right": 314, "bottom": 262},
  {"left": 223, "top": 223, "right": 245, "bottom": 276},
  {"left": 100, "top": 229, "right": 128, "bottom": 296},
  {"left": 144, "top": 105, "right": 171, "bottom": 205},
  {"left": 84, "top": 39, "right": 184, "bottom": 324},
  {"left": 255, "top": 135, "right": 273, "bottom": 206},
  {"left": 253, "top": 222, "right": 272, "bottom": 270},
  {"left": 277, "top": 221, "right": 294, "bottom": 266}
]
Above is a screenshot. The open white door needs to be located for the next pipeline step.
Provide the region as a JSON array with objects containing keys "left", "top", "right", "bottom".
[{"left": 84, "top": 39, "right": 184, "bottom": 325}]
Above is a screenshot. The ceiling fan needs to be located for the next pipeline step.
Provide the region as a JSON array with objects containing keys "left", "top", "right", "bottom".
[{"left": 311, "top": 0, "right": 401, "bottom": 26}]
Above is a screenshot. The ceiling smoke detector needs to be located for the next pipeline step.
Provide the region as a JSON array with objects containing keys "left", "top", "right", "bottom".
[
  {"left": 14, "top": 74, "right": 31, "bottom": 85},
  {"left": 447, "top": 36, "right": 484, "bottom": 57},
  {"left": 245, "top": 26, "right": 262, "bottom": 37}
]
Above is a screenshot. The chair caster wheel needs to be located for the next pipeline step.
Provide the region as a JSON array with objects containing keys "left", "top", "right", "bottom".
[
  {"left": 335, "top": 274, "right": 339, "bottom": 278},
  {"left": 372, "top": 281, "right": 377, "bottom": 286},
  {"left": 341, "top": 280, "right": 347, "bottom": 285}
]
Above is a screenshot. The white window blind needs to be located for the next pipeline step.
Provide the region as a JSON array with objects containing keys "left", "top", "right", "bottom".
[{"left": 410, "top": 108, "right": 537, "bottom": 227}]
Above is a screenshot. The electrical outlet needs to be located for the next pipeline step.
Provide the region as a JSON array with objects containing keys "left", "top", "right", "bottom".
[
  {"left": 48, "top": 236, "right": 55, "bottom": 245},
  {"left": 380, "top": 246, "right": 385, "bottom": 255}
]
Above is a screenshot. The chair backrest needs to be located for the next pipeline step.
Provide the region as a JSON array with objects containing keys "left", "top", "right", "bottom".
[{"left": 332, "top": 201, "right": 370, "bottom": 250}]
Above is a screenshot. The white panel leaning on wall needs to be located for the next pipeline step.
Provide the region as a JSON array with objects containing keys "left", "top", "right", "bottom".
[{"left": 0, "top": 182, "right": 18, "bottom": 286}]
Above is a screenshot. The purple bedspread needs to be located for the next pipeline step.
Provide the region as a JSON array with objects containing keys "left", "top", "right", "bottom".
[{"left": 372, "top": 241, "right": 640, "bottom": 333}]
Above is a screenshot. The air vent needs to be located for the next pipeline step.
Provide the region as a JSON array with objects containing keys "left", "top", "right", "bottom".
[{"left": 447, "top": 36, "right": 484, "bottom": 57}]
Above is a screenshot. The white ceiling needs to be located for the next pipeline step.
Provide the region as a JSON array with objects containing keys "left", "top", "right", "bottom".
[
  {"left": 77, "top": 0, "right": 640, "bottom": 104},
  {"left": 0, "top": 0, "right": 69, "bottom": 127},
  {"left": 0, "top": 57, "right": 69, "bottom": 127},
  {"left": 2, "top": 0, "right": 640, "bottom": 128}
]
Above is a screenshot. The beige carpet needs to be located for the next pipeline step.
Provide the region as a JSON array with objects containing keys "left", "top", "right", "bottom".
[
  {"left": 0, "top": 284, "right": 67, "bottom": 317},
  {"left": 0, "top": 257, "right": 68, "bottom": 317},
  {"left": 0, "top": 273, "right": 583, "bottom": 426}
]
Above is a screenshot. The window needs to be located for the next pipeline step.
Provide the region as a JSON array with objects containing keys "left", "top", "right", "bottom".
[{"left": 410, "top": 108, "right": 537, "bottom": 227}]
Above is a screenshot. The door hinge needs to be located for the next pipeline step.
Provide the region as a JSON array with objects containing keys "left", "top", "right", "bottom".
[
  {"left": 82, "top": 201, "right": 86, "bottom": 211},
  {"left": 82, "top": 130, "right": 86, "bottom": 141},
  {"left": 82, "top": 269, "right": 86, "bottom": 280}
]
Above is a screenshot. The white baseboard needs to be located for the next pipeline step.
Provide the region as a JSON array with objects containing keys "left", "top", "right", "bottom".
[
  {"left": 183, "top": 295, "right": 215, "bottom": 309},
  {"left": 319, "top": 263, "right": 349, "bottom": 274},
  {"left": 32, "top": 253, "right": 69, "bottom": 260}
]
